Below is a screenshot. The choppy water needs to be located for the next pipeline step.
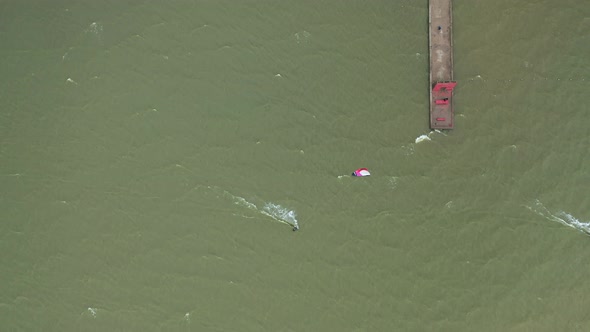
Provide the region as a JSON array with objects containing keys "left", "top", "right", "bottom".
[{"left": 1, "top": 0, "right": 589, "bottom": 331}]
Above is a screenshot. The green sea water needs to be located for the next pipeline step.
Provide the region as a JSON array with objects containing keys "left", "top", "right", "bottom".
[{"left": 1, "top": 1, "right": 589, "bottom": 331}]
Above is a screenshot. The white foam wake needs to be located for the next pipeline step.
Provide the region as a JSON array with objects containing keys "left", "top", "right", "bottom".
[
  {"left": 261, "top": 202, "right": 299, "bottom": 230},
  {"left": 224, "top": 190, "right": 299, "bottom": 230},
  {"left": 415, "top": 130, "right": 447, "bottom": 144},
  {"left": 415, "top": 134, "right": 431, "bottom": 143},
  {"left": 526, "top": 199, "right": 590, "bottom": 235}
]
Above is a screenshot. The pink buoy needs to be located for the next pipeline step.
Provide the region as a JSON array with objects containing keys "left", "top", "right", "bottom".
[{"left": 352, "top": 168, "right": 371, "bottom": 177}]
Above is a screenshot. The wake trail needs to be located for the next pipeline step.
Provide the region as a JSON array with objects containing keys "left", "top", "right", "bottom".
[
  {"left": 209, "top": 186, "right": 300, "bottom": 231},
  {"left": 526, "top": 199, "right": 590, "bottom": 236}
]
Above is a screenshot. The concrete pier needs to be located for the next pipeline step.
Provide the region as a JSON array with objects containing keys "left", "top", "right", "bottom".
[{"left": 429, "top": 0, "right": 456, "bottom": 129}]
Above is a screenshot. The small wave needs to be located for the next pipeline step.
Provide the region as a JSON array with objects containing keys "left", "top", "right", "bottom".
[
  {"left": 526, "top": 199, "right": 590, "bottom": 235},
  {"left": 388, "top": 176, "right": 399, "bottom": 189},
  {"left": 87, "top": 307, "right": 98, "bottom": 318},
  {"left": 87, "top": 22, "right": 103, "bottom": 35},
  {"left": 84, "top": 22, "right": 104, "bottom": 44},
  {"left": 294, "top": 30, "right": 311, "bottom": 44}
]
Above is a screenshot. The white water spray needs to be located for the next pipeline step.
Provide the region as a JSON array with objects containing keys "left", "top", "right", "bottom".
[
  {"left": 223, "top": 189, "right": 299, "bottom": 231},
  {"left": 526, "top": 199, "right": 590, "bottom": 235}
]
